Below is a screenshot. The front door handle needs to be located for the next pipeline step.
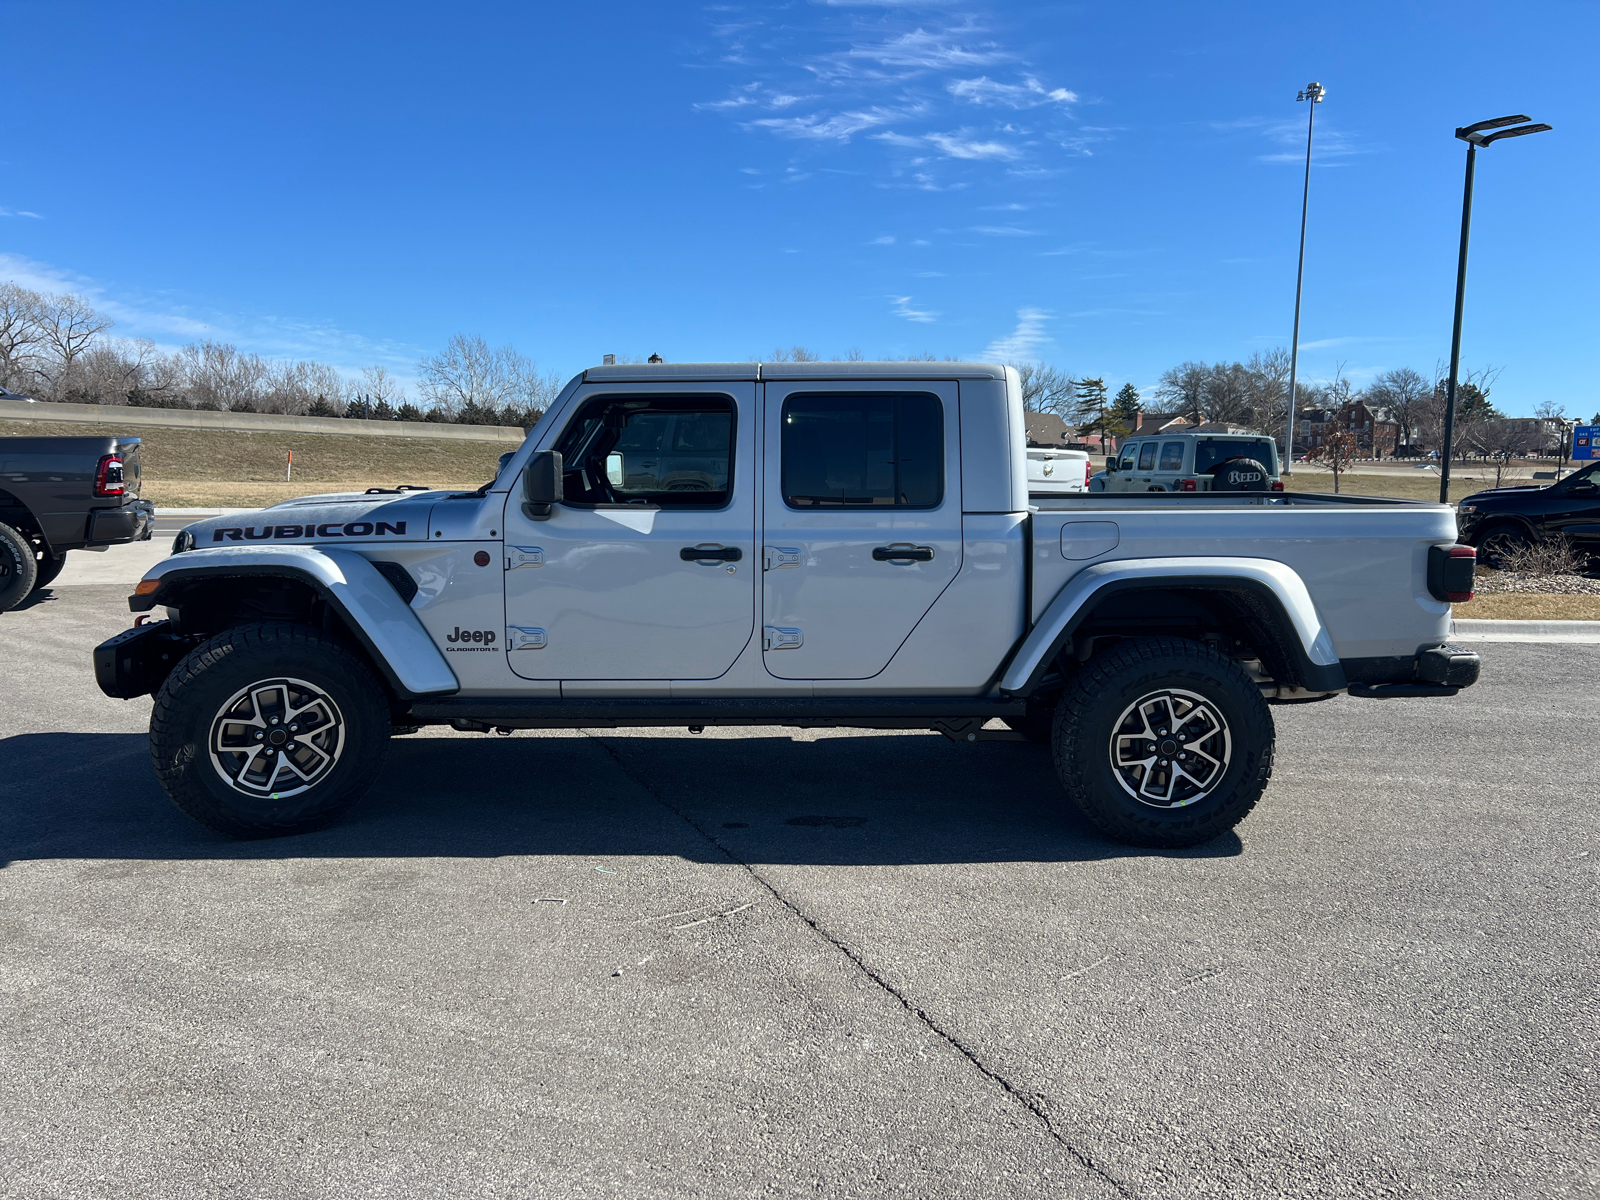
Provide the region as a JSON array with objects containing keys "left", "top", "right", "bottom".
[
  {"left": 872, "top": 544, "right": 934, "bottom": 562},
  {"left": 680, "top": 545, "right": 742, "bottom": 562}
]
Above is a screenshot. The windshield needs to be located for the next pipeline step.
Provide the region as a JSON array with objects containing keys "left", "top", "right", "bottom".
[{"left": 1195, "top": 438, "right": 1277, "bottom": 475}]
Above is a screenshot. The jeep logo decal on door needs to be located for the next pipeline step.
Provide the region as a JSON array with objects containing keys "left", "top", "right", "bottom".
[{"left": 444, "top": 627, "right": 499, "bottom": 651}]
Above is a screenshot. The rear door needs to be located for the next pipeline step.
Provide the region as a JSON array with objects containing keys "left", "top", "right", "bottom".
[{"left": 760, "top": 380, "right": 962, "bottom": 680}]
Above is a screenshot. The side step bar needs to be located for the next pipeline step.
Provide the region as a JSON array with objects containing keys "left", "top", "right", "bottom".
[{"left": 406, "top": 696, "right": 1029, "bottom": 742}]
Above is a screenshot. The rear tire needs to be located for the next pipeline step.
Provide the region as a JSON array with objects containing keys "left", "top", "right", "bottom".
[
  {"left": 0, "top": 522, "right": 38, "bottom": 612},
  {"left": 149, "top": 622, "right": 391, "bottom": 838},
  {"left": 31, "top": 551, "right": 66, "bottom": 593},
  {"left": 1052, "top": 637, "right": 1274, "bottom": 848}
]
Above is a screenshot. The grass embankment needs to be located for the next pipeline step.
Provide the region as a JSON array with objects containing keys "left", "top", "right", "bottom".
[
  {"left": 1453, "top": 594, "right": 1600, "bottom": 621},
  {"left": 0, "top": 420, "right": 512, "bottom": 508}
]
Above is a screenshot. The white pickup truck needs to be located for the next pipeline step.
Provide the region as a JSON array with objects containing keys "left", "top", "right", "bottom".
[{"left": 95, "top": 362, "right": 1480, "bottom": 848}]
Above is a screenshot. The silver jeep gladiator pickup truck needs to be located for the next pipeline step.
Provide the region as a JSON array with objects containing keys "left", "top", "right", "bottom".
[{"left": 95, "top": 362, "right": 1480, "bottom": 847}]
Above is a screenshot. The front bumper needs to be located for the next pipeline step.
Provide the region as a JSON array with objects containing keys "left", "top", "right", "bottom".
[
  {"left": 87, "top": 499, "right": 155, "bottom": 546},
  {"left": 93, "top": 619, "right": 192, "bottom": 699}
]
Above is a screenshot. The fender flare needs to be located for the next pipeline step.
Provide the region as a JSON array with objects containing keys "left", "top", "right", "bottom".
[
  {"left": 129, "top": 546, "right": 459, "bottom": 698},
  {"left": 999, "top": 556, "right": 1346, "bottom": 696}
]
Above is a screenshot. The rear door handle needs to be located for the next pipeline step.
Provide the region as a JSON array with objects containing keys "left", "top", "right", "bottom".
[
  {"left": 680, "top": 545, "right": 742, "bottom": 562},
  {"left": 872, "top": 544, "right": 934, "bottom": 562}
]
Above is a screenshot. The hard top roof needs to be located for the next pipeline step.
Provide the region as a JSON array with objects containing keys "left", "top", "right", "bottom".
[{"left": 582, "top": 361, "right": 1008, "bottom": 383}]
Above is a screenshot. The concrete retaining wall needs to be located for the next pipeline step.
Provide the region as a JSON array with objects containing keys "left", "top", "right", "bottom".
[{"left": 0, "top": 398, "right": 526, "bottom": 442}]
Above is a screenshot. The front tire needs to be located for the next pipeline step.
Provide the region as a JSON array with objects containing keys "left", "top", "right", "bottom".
[
  {"left": 1477, "top": 525, "right": 1530, "bottom": 570},
  {"left": 0, "top": 522, "right": 39, "bottom": 612},
  {"left": 1052, "top": 637, "right": 1274, "bottom": 848},
  {"left": 149, "top": 623, "right": 391, "bottom": 838}
]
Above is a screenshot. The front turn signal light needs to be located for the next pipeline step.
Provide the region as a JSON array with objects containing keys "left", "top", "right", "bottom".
[{"left": 134, "top": 579, "right": 161, "bottom": 596}]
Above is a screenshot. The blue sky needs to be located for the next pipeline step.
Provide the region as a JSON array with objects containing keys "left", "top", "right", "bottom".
[{"left": 2, "top": 0, "right": 1594, "bottom": 416}]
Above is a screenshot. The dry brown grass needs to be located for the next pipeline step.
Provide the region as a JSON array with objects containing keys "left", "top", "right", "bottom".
[
  {"left": 0, "top": 419, "right": 511, "bottom": 490},
  {"left": 1452, "top": 593, "right": 1600, "bottom": 621},
  {"left": 1282, "top": 471, "right": 1480, "bottom": 503}
]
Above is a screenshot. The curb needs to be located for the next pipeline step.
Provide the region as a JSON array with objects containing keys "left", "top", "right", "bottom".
[{"left": 1451, "top": 618, "right": 1600, "bottom": 644}]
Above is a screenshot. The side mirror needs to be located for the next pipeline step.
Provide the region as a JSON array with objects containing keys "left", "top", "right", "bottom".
[
  {"left": 522, "top": 450, "right": 563, "bottom": 519},
  {"left": 1105, "top": 457, "right": 1119, "bottom": 473}
]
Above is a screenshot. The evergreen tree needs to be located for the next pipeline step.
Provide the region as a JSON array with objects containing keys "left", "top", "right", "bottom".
[
  {"left": 1073, "top": 377, "right": 1127, "bottom": 446},
  {"left": 1112, "top": 382, "right": 1141, "bottom": 424}
]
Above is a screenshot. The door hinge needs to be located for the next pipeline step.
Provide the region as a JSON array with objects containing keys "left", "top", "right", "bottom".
[
  {"left": 763, "top": 546, "right": 802, "bottom": 571},
  {"left": 507, "top": 626, "right": 547, "bottom": 650},
  {"left": 763, "top": 626, "right": 804, "bottom": 650},
  {"left": 506, "top": 546, "right": 545, "bottom": 570}
]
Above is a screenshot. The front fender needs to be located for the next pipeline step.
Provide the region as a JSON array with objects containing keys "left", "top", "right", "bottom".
[
  {"left": 1000, "top": 556, "right": 1344, "bottom": 695},
  {"left": 130, "top": 545, "right": 459, "bottom": 698}
]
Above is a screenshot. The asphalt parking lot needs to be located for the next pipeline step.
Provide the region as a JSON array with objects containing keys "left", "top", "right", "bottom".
[{"left": 2, "top": 582, "right": 1596, "bottom": 1199}]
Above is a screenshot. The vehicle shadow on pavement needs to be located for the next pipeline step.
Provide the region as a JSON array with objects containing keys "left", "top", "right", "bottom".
[{"left": 0, "top": 730, "right": 1243, "bottom": 867}]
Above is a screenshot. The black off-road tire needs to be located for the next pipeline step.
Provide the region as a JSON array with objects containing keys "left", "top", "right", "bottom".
[
  {"left": 0, "top": 522, "right": 39, "bottom": 612},
  {"left": 149, "top": 622, "right": 391, "bottom": 838},
  {"left": 1477, "top": 525, "right": 1530, "bottom": 570},
  {"left": 31, "top": 551, "right": 67, "bottom": 593},
  {"left": 1052, "top": 637, "right": 1274, "bottom": 848}
]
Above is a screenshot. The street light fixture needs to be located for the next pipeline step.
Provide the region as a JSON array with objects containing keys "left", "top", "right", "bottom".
[
  {"left": 1283, "top": 81, "right": 1325, "bottom": 475},
  {"left": 1436, "top": 114, "right": 1553, "bottom": 504}
]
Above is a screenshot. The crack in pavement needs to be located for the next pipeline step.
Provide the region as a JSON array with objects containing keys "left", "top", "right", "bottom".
[{"left": 583, "top": 731, "right": 1137, "bottom": 1200}]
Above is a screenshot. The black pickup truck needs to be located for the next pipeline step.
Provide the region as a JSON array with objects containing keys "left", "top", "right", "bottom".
[
  {"left": 0, "top": 435, "right": 154, "bottom": 611},
  {"left": 1456, "top": 459, "right": 1600, "bottom": 567}
]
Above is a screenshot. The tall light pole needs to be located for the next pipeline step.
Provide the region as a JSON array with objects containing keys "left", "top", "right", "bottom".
[
  {"left": 1437, "top": 114, "right": 1553, "bottom": 504},
  {"left": 1284, "top": 81, "right": 1325, "bottom": 474}
]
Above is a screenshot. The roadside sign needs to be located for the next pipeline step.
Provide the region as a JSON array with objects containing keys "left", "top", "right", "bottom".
[{"left": 1575, "top": 426, "right": 1596, "bottom": 461}]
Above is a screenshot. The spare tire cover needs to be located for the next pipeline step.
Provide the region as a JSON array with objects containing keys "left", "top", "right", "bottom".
[{"left": 1206, "top": 457, "right": 1270, "bottom": 492}]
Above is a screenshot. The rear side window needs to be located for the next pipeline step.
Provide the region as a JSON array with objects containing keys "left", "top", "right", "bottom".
[
  {"left": 1159, "top": 441, "right": 1185, "bottom": 472},
  {"left": 1137, "top": 442, "right": 1157, "bottom": 471},
  {"left": 782, "top": 392, "right": 943, "bottom": 508},
  {"left": 1195, "top": 438, "right": 1276, "bottom": 475}
]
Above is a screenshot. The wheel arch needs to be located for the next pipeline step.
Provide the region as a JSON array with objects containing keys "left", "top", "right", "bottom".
[
  {"left": 1000, "top": 557, "right": 1346, "bottom": 697},
  {"left": 130, "top": 547, "right": 458, "bottom": 699}
]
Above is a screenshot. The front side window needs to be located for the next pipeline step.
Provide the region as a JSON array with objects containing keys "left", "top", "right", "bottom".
[
  {"left": 555, "top": 395, "right": 734, "bottom": 507},
  {"left": 782, "top": 392, "right": 943, "bottom": 508},
  {"left": 1159, "top": 441, "right": 1186, "bottom": 472},
  {"left": 1137, "top": 442, "right": 1158, "bottom": 471},
  {"left": 1118, "top": 444, "right": 1139, "bottom": 471}
]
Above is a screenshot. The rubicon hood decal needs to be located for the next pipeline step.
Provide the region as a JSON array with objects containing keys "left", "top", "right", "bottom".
[{"left": 180, "top": 492, "right": 439, "bottom": 545}]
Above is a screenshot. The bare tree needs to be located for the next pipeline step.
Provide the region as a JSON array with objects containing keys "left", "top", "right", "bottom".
[
  {"left": 179, "top": 341, "right": 266, "bottom": 411},
  {"left": 1010, "top": 362, "right": 1076, "bottom": 417},
  {"left": 1308, "top": 426, "right": 1360, "bottom": 493},
  {"left": 1155, "top": 362, "right": 1208, "bottom": 425},
  {"left": 36, "top": 293, "right": 113, "bottom": 394},
  {"left": 0, "top": 283, "right": 47, "bottom": 393},
  {"left": 1364, "top": 367, "right": 1429, "bottom": 450}
]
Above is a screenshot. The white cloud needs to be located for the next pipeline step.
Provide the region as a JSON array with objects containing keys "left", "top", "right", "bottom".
[
  {"left": 891, "top": 295, "right": 938, "bottom": 323},
  {"left": 696, "top": 82, "right": 810, "bottom": 112},
  {"left": 926, "top": 132, "right": 1020, "bottom": 160},
  {"left": 0, "top": 207, "right": 43, "bottom": 219},
  {"left": 749, "top": 107, "right": 908, "bottom": 141},
  {"left": 971, "top": 224, "right": 1037, "bottom": 236},
  {"left": 845, "top": 26, "right": 1010, "bottom": 72},
  {"left": 869, "top": 235, "right": 896, "bottom": 244},
  {"left": 984, "top": 307, "right": 1052, "bottom": 360},
  {"left": 948, "top": 75, "right": 1075, "bottom": 108}
]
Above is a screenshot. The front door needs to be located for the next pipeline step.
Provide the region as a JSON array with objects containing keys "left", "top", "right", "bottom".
[
  {"left": 1545, "top": 462, "right": 1600, "bottom": 551},
  {"left": 760, "top": 380, "right": 962, "bottom": 681},
  {"left": 503, "top": 386, "right": 756, "bottom": 680}
]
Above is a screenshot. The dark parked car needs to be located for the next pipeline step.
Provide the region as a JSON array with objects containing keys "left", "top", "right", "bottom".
[
  {"left": 1456, "top": 460, "right": 1600, "bottom": 567},
  {"left": 0, "top": 435, "right": 154, "bottom": 610}
]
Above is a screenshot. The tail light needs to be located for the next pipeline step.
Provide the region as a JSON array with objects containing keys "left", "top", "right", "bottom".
[
  {"left": 1270, "top": 480, "right": 1285, "bottom": 492},
  {"left": 1177, "top": 479, "right": 1197, "bottom": 492},
  {"left": 1427, "top": 544, "right": 1476, "bottom": 603},
  {"left": 94, "top": 454, "right": 125, "bottom": 497},
  {"left": 1084, "top": 460, "right": 1093, "bottom": 488}
]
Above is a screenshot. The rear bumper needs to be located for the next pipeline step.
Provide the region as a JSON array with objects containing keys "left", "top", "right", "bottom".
[
  {"left": 87, "top": 500, "right": 154, "bottom": 546},
  {"left": 1343, "top": 644, "right": 1480, "bottom": 698}
]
